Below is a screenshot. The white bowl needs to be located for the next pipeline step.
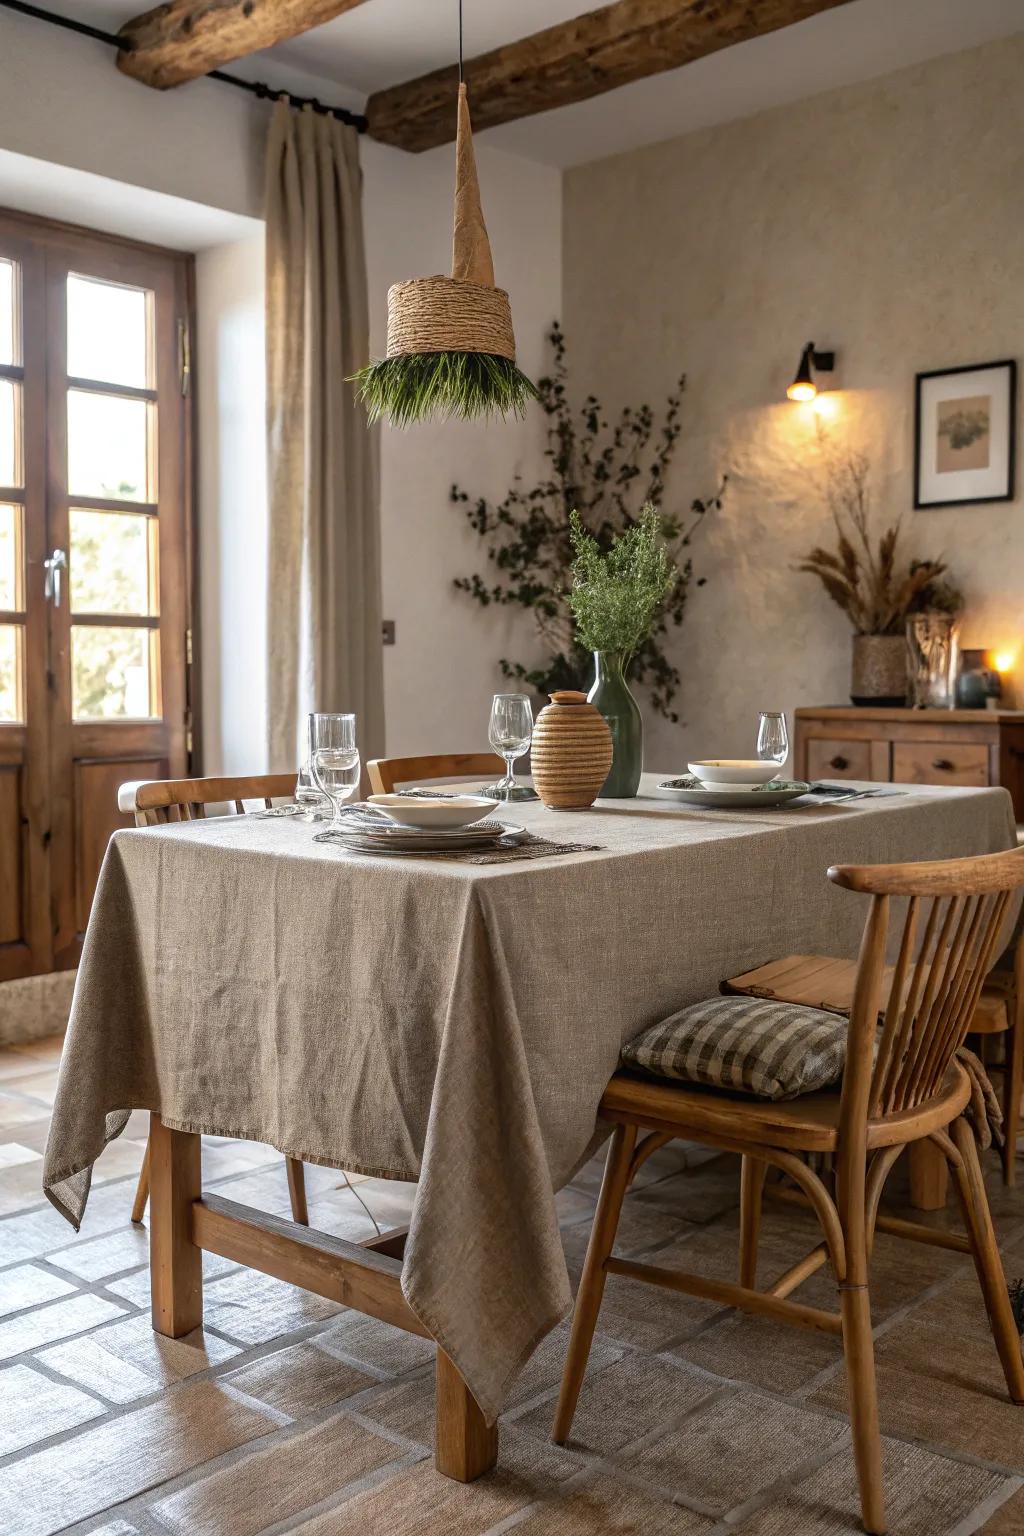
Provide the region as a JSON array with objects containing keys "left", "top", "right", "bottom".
[
  {"left": 367, "top": 794, "right": 498, "bottom": 829},
  {"left": 687, "top": 759, "right": 780, "bottom": 789}
]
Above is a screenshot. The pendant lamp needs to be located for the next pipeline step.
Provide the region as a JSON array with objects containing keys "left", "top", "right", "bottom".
[{"left": 355, "top": 39, "right": 537, "bottom": 427}]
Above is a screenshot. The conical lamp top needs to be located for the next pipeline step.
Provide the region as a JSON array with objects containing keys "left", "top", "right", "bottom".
[{"left": 451, "top": 83, "right": 495, "bottom": 287}]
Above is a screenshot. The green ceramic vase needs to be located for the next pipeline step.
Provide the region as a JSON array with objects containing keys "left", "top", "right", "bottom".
[{"left": 588, "top": 651, "right": 643, "bottom": 798}]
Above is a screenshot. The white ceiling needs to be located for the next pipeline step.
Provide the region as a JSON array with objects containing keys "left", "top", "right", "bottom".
[{"left": 42, "top": 0, "right": 1024, "bottom": 167}]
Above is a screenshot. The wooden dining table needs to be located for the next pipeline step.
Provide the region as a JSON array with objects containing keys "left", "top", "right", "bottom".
[{"left": 42, "top": 774, "right": 1017, "bottom": 1479}]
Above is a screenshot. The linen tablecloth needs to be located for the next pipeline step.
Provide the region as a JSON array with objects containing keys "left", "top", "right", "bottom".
[{"left": 43, "top": 777, "right": 1017, "bottom": 1419}]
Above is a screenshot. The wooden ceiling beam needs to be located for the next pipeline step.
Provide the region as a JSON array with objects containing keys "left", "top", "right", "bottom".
[
  {"left": 366, "top": 0, "right": 856, "bottom": 153},
  {"left": 117, "top": 0, "right": 372, "bottom": 91}
]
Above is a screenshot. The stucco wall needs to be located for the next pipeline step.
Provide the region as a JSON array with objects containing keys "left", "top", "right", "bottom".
[{"left": 562, "top": 34, "right": 1024, "bottom": 771}]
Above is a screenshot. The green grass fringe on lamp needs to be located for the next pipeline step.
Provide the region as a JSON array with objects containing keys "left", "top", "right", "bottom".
[{"left": 355, "top": 84, "right": 537, "bottom": 426}]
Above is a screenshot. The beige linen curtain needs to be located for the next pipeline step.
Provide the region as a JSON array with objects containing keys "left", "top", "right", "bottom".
[{"left": 265, "top": 100, "right": 384, "bottom": 770}]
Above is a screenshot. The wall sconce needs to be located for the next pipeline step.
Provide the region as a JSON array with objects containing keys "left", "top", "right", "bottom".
[{"left": 787, "top": 341, "right": 835, "bottom": 402}]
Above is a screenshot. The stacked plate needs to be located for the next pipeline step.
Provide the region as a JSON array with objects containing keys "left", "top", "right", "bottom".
[
  {"left": 314, "top": 815, "right": 524, "bottom": 857},
  {"left": 656, "top": 776, "right": 810, "bottom": 809}
]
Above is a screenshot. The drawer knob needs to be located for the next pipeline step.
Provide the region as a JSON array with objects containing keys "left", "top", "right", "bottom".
[
  {"left": 932, "top": 758, "right": 955, "bottom": 772},
  {"left": 829, "top": 755, "right": 849, "bottom": 771}
]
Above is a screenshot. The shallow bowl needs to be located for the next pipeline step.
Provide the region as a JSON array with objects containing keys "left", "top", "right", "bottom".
[
  {"left": 687, "top": 759, "right": 779, "bottom": 789},
  {"left": 367, "top": 793, "right": 498, "bottom": 829}
]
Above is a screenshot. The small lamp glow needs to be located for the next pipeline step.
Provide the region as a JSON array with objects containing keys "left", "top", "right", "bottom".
[
  {"left": 787, "top": 341, "right": 835, "bottom": 403},
  {"left": 994, "top": 651, "right": 1015, "bottom": 674}
]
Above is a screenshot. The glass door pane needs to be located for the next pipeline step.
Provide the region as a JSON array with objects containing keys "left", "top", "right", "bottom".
[
  {"left": 67, "top": 389, "right": 152, "bottom": 502},
  {"left": 0, "top": 502, "right": 21, "bottom": 611},
  {"left": 0, "top": 379, "right": 21, "bottom": 487},
  {"left": 0, "top": 259, "right": 15, "bottom": 367},
  {"left": 67, "top": 274, "right": 150, "bottom": 388},
  {"left": 70, "top": 508, "right": 156, "bottom": 616},
  {"left": 71, "top": 626, "right": 155, "bottom": 719},
  {"left": 0, "top": 625, "right": 21, "bottom": 721}
]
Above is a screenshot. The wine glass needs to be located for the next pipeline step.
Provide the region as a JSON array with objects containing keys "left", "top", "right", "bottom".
[
  {"left": 295, "top": 713, "right": 328, "bottom": 819},
  {"left": 310, "top": 713, "right": 360, "bottom": 826},
  {"left": 483, "top": 693, "right": 538, "bottom": 803},
  {"left": 756, "top": 711, "right": 789, "bottom": 777}
]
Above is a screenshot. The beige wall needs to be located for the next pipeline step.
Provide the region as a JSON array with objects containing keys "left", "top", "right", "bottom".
[{"left": 563, "top": 34, "right": 1024, "bottom": 771}]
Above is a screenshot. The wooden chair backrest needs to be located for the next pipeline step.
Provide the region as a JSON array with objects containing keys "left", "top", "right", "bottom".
[
  {"left": 830, "top": 846, "right": 1024, "bottom": 1131},
  {"left": 367, "top": 754, "right": 503, "bottom": 795},
  {"left": 118, "top": 773, "right": 297, "bottom": 826}
]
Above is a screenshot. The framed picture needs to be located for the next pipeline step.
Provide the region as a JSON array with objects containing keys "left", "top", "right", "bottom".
[{"left": 914, "top": 359, "right": 1016, "bottom": 508}]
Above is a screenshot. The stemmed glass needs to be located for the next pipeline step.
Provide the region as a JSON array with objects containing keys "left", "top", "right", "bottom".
[
  {"left": 483, "top": 693, "right": 538, "bottom": 803},
  {"left": 756, "top": 711, "right": 789, "bottom": 778},
  {"left": 310, "top": 713, "right": 360, "bottom": 827}
]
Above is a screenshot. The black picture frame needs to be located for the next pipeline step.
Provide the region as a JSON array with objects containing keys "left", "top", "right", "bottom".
[{"left": 913, "top": 358, "right": 1016, "bottom": 509}]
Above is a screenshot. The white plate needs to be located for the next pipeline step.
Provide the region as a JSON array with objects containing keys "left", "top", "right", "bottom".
[
  {"left": 687, "top": 759, "right": 780, "bottom": 788},
  {"left": 315, "top": 822, "right": 524, "bottom": 853},
  {"left": 367, "top": 793, "right": 498, "bottom": 829},
  {"left": 658, "top": 777, "right": 810, "bottom": 809}
]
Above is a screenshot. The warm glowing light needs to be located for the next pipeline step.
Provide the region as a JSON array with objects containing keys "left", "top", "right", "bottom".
[
  {"left": 994, "top": 651, "right": 1015, "bottom": 674},
  {"left": 811, "top": 392, "right": 838, "bottom": 419},
  {"left": 787, "top": 380, "right": 817, "bottom": 402}
]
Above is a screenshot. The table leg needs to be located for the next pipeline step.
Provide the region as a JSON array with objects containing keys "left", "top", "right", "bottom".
[
  {"left": 909, "top": 1139, "right": 949, "bottom": 1211},
  {"left": 435, "top": 1349, "right": 498, "bottom": 1481},
  {"left": 149, "top": 1113, "right": 203, "bottom": 1336}
]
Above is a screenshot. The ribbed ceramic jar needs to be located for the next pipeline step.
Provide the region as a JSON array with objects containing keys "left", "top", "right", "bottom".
[{"left": 531, "top": 690, "right": 614, "bottom": 810}]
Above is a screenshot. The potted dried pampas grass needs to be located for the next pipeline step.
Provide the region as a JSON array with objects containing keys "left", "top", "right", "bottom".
[{"left": 798, "top": 446, "right": 956, "bottom": 705}]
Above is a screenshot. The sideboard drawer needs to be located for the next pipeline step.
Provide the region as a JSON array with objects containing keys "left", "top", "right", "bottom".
[
  {"left": 806, "top": 738, "right": 873, "bottom": 781},
  {"left": 892, "top": 741, "right": 990, "bottom": 787}
]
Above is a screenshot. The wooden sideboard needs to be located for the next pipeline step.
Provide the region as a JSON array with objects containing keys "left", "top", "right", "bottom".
[{"left": 794, "top": 707, "right": 1024, "bottom": 820}]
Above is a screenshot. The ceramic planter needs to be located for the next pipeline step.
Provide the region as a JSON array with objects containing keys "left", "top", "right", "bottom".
[
  {"left": 851, "top": 634, "right": 907, "bottom": 706},
  {"left": 588, "top": 651, "right": 643, "bottom": 797}
]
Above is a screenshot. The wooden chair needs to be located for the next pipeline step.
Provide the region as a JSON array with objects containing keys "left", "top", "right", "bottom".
[
  {"left": 118, "top": 774, "right": 311, "bottom": 1229},
  {"left": 367, "top": 753, "right": 503, "bottom": 795},
  {"left": 724, "top": 935, "right": 1024, "bottom": 1185},
  {"left": 553, "top": 846, "right": 1024, "bottom": 1536}
]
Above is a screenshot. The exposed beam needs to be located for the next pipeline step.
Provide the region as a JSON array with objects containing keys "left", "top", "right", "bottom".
[
  {"left": 367, "top": 0, "right": 856, "bottom": 154},
  {"left": 117, "top": 0, "right": 371, "bottom": 90}
]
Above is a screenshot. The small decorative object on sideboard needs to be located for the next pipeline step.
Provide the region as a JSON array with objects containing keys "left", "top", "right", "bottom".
[
  {"left": 530, "top": 691, "right": 613, "bottom": 810},
  {"left": 798, "top": 442, "right": 955, "bottom": 706},
  {"left": 907, "top": 613, "right": 958, "bottom": 709},
  {"left": 568, "top": 505, "right": 676, "bottom": 797},
  {"left": 956, "top": 649, "right": 1003, "bottom": 710}
]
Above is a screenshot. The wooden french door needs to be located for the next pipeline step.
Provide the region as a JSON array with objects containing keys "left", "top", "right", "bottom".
[{"left": 0, "top": 211, "right": 194, "bottom": 978}]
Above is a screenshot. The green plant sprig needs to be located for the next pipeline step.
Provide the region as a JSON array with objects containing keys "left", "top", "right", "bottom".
[
  {"left": 567, "top": 505, "right": 677, "bottom": 663},
  {"left": 354, "top": 352, "right": 538, "bottom": 427},
  {"left": 450, "top": 322, "right": 725, "bottom": 721}
]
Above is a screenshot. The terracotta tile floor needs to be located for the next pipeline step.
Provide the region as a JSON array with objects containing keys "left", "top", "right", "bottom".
[{"left": 1, "top": 1034, "right": 1024, "bottom": 1535}]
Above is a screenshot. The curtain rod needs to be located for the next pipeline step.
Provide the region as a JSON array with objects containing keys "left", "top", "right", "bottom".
[{"left": 0, "top": 0, "right": 369, "bottom": 132}]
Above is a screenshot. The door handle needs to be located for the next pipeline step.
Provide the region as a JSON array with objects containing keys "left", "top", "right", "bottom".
[{"left": 44, "top": 549, "right": 67, "bottom": 608}]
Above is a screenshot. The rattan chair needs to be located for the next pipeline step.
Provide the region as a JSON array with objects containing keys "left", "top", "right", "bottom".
[
  {"left": 118, "top": 774, "right": 310, "bottom": 1228},
  {"left": 554, "top": 845, "right": 1024, "bottom": 1536}
]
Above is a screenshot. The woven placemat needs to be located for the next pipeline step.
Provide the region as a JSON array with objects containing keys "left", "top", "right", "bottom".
[{"left": 434, "top": 833, "right": 603, "bottom": 864}]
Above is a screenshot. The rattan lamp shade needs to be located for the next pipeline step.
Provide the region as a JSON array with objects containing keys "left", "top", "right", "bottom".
[
  {"left": 354, "top": 84, "right": 536, "bottom": 427},
  {"left": 385, "top": 275, "right": 515, "bottom": 361}
]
